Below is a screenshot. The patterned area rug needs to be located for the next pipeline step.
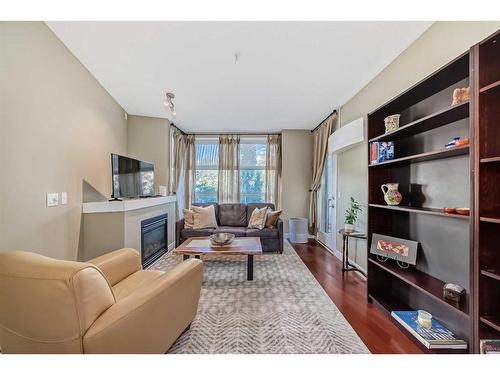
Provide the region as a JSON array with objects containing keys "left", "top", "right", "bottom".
[{"left": 150, "top": 240, "right": 369, "bottom": 354}]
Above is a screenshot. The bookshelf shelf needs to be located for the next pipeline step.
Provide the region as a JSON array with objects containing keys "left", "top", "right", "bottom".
[
  {"left": 480, "top": 156, "right": 500, "bottom": 163},
  {"left": 481, "top": 269, "right": 500, "bottom": 281},
  {"left": 480, "top": 216, "right": 500, "bottom": 224},
  {"left": 369, "top": 293, "right": 469, "bottom": 354},
  {"left": 369, "top": 259, "right": 469, "bottom": 317},
  {"left": 480, "top": 316, "right": 500, "bottom": 333},
  {"left": 369, "top": 204, "right": 469, "bottom": 220},
  {"left": 479, "top": 79, "right": 500, "bottom": 93},
  {"left": 369, "top": 145, "right": 469, "bottom": 168},
  {"left": 368, "top": 101, "right": 469, "bottom": 143}
]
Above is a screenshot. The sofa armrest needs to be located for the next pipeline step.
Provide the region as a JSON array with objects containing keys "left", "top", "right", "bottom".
[
  {"left": 277, "top": 218, "right": 284, "bottom": 253},
  {"left": 175, "top": 218, "right": 185, "bottom": 247},
  {"left": 83, "top": 259, "right": 203, "bottom": 353},
  {"left": 88, "top": 248, "right": 141, "bottom": 287}
]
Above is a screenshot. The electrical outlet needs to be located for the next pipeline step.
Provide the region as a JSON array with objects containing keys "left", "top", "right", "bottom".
[
  {"left": 61, "top": 192, "right": 67, "bottom": 205},
  {"left": 47, "top": 193, "right": 59, "bottom": 207}
]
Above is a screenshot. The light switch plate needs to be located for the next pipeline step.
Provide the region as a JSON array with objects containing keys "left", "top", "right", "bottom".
[
  {"left": 61, "top": 192, "right": 67, "bottom": 205},
  {"left": 47, "top": 193, "right": 59, "bottom": 207}
]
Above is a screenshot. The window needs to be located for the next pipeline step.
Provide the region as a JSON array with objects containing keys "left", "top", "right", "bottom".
[
  {"left": 193, "top": 137, "right": 269, "bottom": 204},
  {"left": 194, "top": 139, "right": 219, "bottom": 204},
  {"left": 239, "top": 138, "right": 267, "bottom": 204}
]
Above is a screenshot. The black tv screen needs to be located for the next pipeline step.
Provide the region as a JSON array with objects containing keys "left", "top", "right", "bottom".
[{"left": 111, "top": 154, "right": 155, "bottom": 198}]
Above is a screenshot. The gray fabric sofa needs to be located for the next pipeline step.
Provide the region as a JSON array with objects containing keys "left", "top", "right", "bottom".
[{"left": 175, "top": 203, "right": 283, "bottom": 253}]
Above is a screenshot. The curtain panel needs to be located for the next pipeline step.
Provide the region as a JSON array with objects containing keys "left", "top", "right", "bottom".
[
  {"left": 309, "top": 113, "right": 336, "bottom": 235},
  {"left": 266, "top": 134, "right": 282, "bottom": 208},
  {"left": 169, "top": 126, "right": 196, "bottom": 215},
  {"left": 218, "top": 135, "right": 240, "bottom": 203}
]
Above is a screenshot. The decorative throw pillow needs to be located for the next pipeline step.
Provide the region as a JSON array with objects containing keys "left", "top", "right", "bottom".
[
  {"left": 265, "top": 209, "right": 282, "bottom": 228},
  {"left": 183, "top": 208, "right": 195, "bottom": 229},
  {"left": 192, "top": 205, "right": 218, "bottom": 229},
  {"left": 248, "top": 207, "right": 268, "bottom": 230}
]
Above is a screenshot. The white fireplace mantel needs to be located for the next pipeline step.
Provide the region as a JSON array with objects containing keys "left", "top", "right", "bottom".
[{"left": 82, "top": 196, "right": 177, "bottom": 214}]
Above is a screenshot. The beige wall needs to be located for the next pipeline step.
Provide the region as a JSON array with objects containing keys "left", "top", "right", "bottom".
[
  {"left": 281, "top": 130, "right": 312, "bottom": 232},
  {"left": 127, "top": 115, "right": 170, "bottom": 191},
  {"left": 335, "top": 21, "right": 500, "bottom": 270},
  {"left": 0, "top": 22, "right": 127, "bottom": 260}
]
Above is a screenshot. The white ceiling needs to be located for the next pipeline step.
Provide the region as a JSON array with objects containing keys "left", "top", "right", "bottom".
[{"left": 47, "top": 21, "right": 432, "bottom": 133}]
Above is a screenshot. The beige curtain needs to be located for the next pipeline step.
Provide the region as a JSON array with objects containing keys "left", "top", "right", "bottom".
[
  {"left": 265, "top": 134, "right": 282, "bottom": 208},
  {"left": 183, "top": 134, "right": 196, "bottom": 209},
  {"left": 309, "top": 113, "right": 336, "bottom": 234},
  {"left": 218, "top": 135, "right": 240, "bottom": 203},
  {"left": 169, "top": 127, "right": 185, "bottom": 196},
  {"left": 169, "top": 126, "right": 196, "bottom": 214}
]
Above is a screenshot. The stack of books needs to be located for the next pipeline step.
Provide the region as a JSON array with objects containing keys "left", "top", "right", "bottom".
[{"left": 391, "top": 311, "right": 467, "bottom": 350}]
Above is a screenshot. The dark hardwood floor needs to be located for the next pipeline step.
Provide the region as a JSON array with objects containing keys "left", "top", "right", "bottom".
[{"left": 291, "top": 239, "right": 423, "bottom": 354}]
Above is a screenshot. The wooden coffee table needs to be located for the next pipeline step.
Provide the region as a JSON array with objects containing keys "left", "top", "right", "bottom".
[{"left": 173, "top": 237, "right": 262, "bottom": 280}]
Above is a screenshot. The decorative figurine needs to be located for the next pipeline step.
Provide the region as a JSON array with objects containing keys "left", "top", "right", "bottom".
[
  {"left": 384, "top": 114, "right": 400, "bottom": 134},
  {"left": 451, "top": 87, "right": 470, "bottom": 105}
]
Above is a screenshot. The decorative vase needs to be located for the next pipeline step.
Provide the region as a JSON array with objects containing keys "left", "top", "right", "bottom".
[
  {"left": 381, "top": 183, "right": 402, "bottom": 206},
  {"left": 345, "top": 223, "right": 354, "bottom": 233},
  {"left": 384, "top": 114, "right": 400, "bottom": 134}
]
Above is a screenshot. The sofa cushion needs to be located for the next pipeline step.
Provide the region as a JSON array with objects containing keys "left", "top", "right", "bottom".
[
  {"left": 246, "top": 228, "right": 279, "bottom": 239},
  {"left": 192, "top": 205, "right": 218, "bottom": 229},
  {"left": 218, "top": 204, "right": 247, "bottom": 227},
  {"left": 192, "top": 203, "right": 220, "bottom": 225},
  {"left": 180, "top": 228, "right": 215, "bottom": 239},
  {"left": 246, "top": 203, "right": 275, "bottom": 222},
  {"left": 214, "top": 226, "right": 247, "bottom": 237}
]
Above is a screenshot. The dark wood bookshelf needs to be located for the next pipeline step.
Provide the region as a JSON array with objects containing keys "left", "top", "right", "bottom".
[
  {"left": 473, "top": 30, "right": 500, "bottom": 352},
  {"left": 369, "top": 101, "right": 469, "bottom": 142},
  {"left": 367, "top": 44, "right": 476, "bottom": 353},
  {"left": 369, "top": 259, "right": 469, "bottom": 317},
  {"left": 369, "top": 204, "right": 469, "bottom": 220},
  {"left": 369, "top": 145, "right": 469, "bottom": 168}
]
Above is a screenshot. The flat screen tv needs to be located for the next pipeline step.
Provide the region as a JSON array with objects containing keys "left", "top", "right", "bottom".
[{"left": 111, "top": 154, "right": 155, "bottom": 199}]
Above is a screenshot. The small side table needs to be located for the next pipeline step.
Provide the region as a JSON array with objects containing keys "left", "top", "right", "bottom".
[{"left": 339, "top": 229, "right": 367, "bottom": 277}]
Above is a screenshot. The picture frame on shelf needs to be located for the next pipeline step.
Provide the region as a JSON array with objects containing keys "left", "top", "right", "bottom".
[{"left": 370, "top": 233, "right": 418, "bottom": 266}]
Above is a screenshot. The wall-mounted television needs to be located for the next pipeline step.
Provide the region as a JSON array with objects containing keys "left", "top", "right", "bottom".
[{"left": 111, "top": 154, "right": 155, "bottom": 199}]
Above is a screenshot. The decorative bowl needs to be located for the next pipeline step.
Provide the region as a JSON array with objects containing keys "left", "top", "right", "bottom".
[
  {"left": 210, "top": 233, "right": 235, "bottom": 247},
  {"left": 455, "top": 208, "right": 470, "bottom": 216}
]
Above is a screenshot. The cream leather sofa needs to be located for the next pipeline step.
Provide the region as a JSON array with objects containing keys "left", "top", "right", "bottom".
[{"left": 0, "top": 248, "right": 203, "bottom": 353}]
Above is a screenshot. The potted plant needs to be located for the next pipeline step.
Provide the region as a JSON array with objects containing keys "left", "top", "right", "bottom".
[{"left": 345, "top": 197, "right": 362, "bottom": 233}]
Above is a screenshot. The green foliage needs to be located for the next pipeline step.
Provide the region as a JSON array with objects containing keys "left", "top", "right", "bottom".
[{"left": 345, "top": 197, "right": 362, "bottom": 225}]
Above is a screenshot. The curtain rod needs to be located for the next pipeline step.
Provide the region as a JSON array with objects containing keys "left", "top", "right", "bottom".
[
  {"left": 170, "top": 123, "right": 188, "bottom": 136},
  {"left": 171, "top": 123, "right": 280, "bottom": 136},
  {"left": 310, "top": 109, "right": 337, "bottom": 133},
  {"left": 193, "top": 132, "right": 281, "bottom": 136}
]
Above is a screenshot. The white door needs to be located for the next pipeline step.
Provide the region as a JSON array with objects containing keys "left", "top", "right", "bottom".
[{"left": 317, "top": 153, "right": 337, "bottom": 251}]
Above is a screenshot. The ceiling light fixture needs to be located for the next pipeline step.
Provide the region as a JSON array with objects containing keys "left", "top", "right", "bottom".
[{"left": 164, "top": 92, "right": 176, "bottom": 117}]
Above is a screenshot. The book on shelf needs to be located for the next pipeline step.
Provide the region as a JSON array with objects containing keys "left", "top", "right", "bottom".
[
  {"left": 480, "top": 340, "right": 500, "bottom": 354},
  {"left": 391, "top": 311, "right": 467, "bottom": 350},
  {"left": 370, "top": 141, "right": 394, "bottom": 164}
]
